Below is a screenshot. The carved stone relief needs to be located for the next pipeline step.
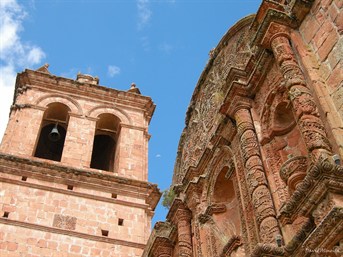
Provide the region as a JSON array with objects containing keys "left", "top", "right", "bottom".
[
  {"left": 177, "top": 21, "right": 255, "bottom": 184},
  {"left": 52, "top": 214, "right": 77, "bottom": 230}
]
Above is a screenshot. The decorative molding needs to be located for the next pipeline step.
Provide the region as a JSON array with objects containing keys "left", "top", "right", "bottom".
[
  {"left": 0, "top": 153, "right": 161, "bottom": 211},
  {"left": 220, "top": 235, "right": 243, "bottom": 257},
  {"left": 279, "top": 158, "right": 343, "bottom": 224},
  {"left": 0, "top": 176, "right": 148, "bottom": 210}
]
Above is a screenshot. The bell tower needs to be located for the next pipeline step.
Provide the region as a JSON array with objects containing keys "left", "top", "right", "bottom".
[{"left": 0, "top": 65, "right": 160, "bottom": 256}]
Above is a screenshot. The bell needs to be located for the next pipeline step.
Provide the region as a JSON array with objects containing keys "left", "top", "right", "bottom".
[{"left": 48, "top": 123, "right": 61, "bottom": 142}]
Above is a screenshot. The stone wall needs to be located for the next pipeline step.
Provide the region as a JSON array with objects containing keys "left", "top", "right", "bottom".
[
  {"left": 297, "top": 0, "right": 343, "bottom": 156},
  {"left": 0, "top": 68, "right": 160, "bottom": 257}
]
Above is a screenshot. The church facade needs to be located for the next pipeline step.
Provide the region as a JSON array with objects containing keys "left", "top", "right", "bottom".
[
  {"left": 143, "top": 0, "right": 342, "bottom": 256},
  {"left": 0, "top": 66, "right": 160, "bottom": 256}
]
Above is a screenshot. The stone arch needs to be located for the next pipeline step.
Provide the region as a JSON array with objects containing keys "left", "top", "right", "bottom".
[
  {"left": 34, "top": 102, "right": 71, "bottom": 162},
  {"left": 35, "top": 94, "right": 83, "bottom": 116},
  {"left": 205, "top": 145, "right": 235, "bottom": 204},
  {"left": 201, "top": 145, "right": 242, "bottom": 254},
  {"left": 260, "top": 86, "right": 296, "bottom": 144},
  {"left": 87, "top": 105, "right": 132, "bottom": 125}
]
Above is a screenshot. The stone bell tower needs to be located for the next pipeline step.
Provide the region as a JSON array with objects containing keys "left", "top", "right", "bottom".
[{"left": 0, "top": 65, "right": 160, "bottom": 256}]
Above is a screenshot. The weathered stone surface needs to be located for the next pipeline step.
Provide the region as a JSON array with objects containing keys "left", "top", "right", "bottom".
[{"left": 144, "top": 0, "right": 343, "bottom": 256}]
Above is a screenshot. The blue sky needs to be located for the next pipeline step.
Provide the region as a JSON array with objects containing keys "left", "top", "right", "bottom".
[{"left": 0, "top": 0, "right": 261, "bottom": 225}]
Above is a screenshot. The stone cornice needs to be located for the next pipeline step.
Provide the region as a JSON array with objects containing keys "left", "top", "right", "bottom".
[
  {"left": 0, "top": 176, "right": 149, "bottom": 211},
  {"left": 142, "top": 222, "right": 175, "bottom": 257},
  {"left": 15, "top": 69, "right": 156, "bottom": 123},
  {"left": 220, "top": 235, "right": 243, "bottom": 257},
  {"left": 0, "top": 153, "right": 161, "bottom": 211},
  {"left": 284, "top": 217, "right": 315, "bottom": 255},
  {"left": 252, "top": 0, "right": 314, "bottom": 48},
  {"left": 279, "top": 158, "right": 343, "bottom": 224},
  {"left": 166, "top": 198, "right": 190, "bottom": 223},
  {"left": 299, "top": 207, "right": 343, "bottom": 254},
  {"left": 0, "top": 218, "right": 146, "bottom": 249}
]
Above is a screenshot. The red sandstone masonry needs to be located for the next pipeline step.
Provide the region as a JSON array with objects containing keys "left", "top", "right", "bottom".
[
  {"left": 298, "top": 0, "right": 343, "bottom": 156},
  {"left": 0, "top": 69, "right": 160, "bottom": 256}
]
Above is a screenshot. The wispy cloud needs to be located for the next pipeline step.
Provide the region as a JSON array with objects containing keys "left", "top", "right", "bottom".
[
  {"left": 137, "top": 0, "right": 152, "bottom": 30},
  {"left": 156, "top": 154, "right": 161, "bottom": 158},
  {"left": 107, "top": 65, "right": 121, "bottom": 77},
  {"left": 140, "top": 36, "right": 151, "bottom": 52},
  {"left": 0, "top": 0, "right": 45, "bottom": 141},
  {"left": 159, "top": 42, "right": 174, "bottom": 54}
]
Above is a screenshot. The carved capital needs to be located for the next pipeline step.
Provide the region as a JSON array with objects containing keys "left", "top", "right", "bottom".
[
  {"left": 226, "top": 95, "right": 252, "bottom": 118},
  {"left": 176, "top": 208, "right": 192, "bottom": 222},
  {"left": 234, "top": 109, "right": 255, "bottom": 139},
  {"left": 262, "top": 22, "right": 291, "bottom": 49}
]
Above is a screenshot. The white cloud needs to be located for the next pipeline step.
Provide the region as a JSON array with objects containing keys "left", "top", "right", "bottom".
[
  {"left": 27, "top": 47, "right": 45, "bottom": 64},
  {"left": 137, "top": 0, "right": 152, "bottom": 30},
  {"left": 156, "top": 154, "right": 161, "bottom": 158},
  {"left": 0, "top": 0, "right": 45, "bottom": 142},
  {"left": 107, "top": 65, "right": 121, "bottom": 77}
]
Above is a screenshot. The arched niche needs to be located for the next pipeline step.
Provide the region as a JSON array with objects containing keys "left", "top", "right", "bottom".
[
  {"left": 201, "top": 147, "right": 243, "bottom": 255},
  {"left": 34, "top": 102, "right": 70, "bottom": 162},
  {"left": 212, "top": 166, "right": 235, "bottom": 204},
  {"left": 210, "top": 166, "right": 240, "bottom": 237},
  {"left": 90, "top": 113, "right": 121, "bottom": 172}
]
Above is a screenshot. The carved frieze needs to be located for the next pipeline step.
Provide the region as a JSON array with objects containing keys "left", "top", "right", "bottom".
[
  {"left": 176, "top": 20, "right": 255, "bottom": 184},
  {"left": 52, "top": 214, "right": 77, "bottom": 230},
  {"left": 312, "top": 194, "right": 335, "bottom": 226}
]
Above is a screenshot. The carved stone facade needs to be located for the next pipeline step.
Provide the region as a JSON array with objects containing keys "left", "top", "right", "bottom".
[
  {"left": 0, "top": 67, "right": 161, "bottom": 256},
  {"left": 143, "top": 0, "right": 342, "bottom": 256}
]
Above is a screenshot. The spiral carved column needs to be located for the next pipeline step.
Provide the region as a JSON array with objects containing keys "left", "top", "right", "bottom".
[
  {"left": 271, "top": 35, "right": 332, "bottom": 162},
  {"left": 176, "top": 208, "right": 193, "bottom": 257},
  {"left": 233, "top": 103, "right": 281, "bottom": 244}
]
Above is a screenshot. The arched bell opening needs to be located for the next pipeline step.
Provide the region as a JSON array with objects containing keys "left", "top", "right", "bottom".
[
  {"left": 34, "top": 103, "right": 70, "bottom": 161},
  {"left": 90, "top": 113, "right": 120, "bottom": 172}
]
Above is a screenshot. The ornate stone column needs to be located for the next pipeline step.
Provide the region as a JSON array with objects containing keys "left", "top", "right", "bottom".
[
  {"left": 230, "top": 99, "right": 281, "bottom": 244},
  {"left": 270, "top": 31, "right": 332, "bottom": 162},
  {"left": 176, "top": 208, "right": 193, "bottom": 257}
]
